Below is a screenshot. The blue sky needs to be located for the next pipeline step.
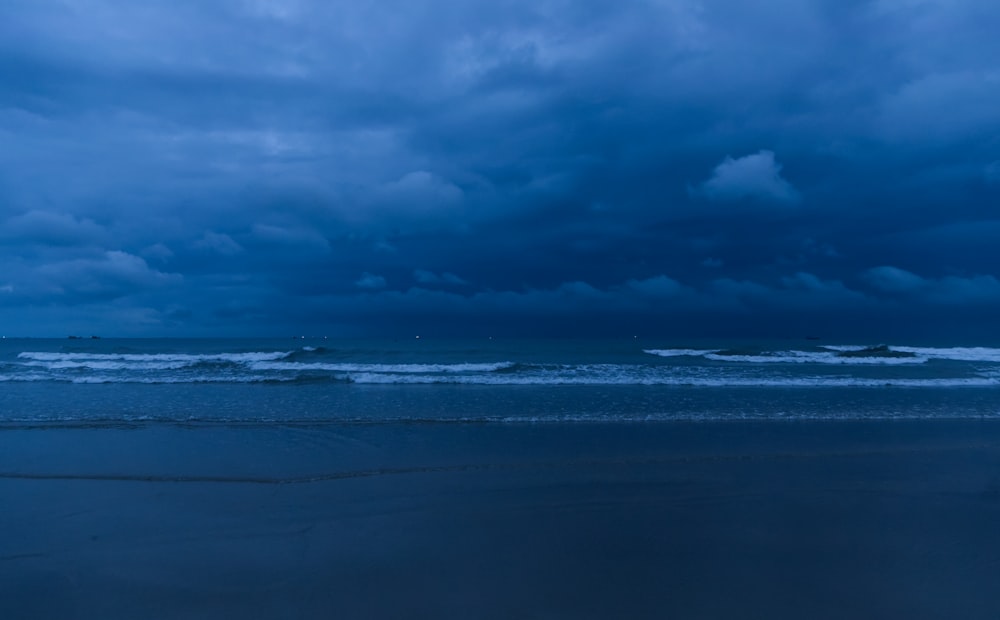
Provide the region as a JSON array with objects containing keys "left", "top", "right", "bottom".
[{"left": 2, "top": 0, "right": 999, "bottom": 338}]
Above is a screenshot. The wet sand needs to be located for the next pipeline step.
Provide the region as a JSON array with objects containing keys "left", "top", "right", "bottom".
[{"left": 2, "top": 420, "right": 1000, "bottom": 619}]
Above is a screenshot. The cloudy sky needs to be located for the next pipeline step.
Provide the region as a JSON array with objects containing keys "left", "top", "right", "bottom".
[{"left": 2, "top": 0, "right": 999, "bottom": 338}]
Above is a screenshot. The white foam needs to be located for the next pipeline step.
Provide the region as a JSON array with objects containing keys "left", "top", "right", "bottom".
[
  {"left": 0, "top": 373, "right": 49, "bottom": 382},
  {"left": 703, "top": 351, "right": 927, "bottom": 365},
  {"left": 8, "top": 345, "right": 1000, "bottom": 387},
  {"left": 646, "top": 347, "right": 927, "bottom": 365},
  {"left": 23, "top": 360, "right": 194, "bottom": 371},
  {"left": 644, "top": 349, "right": 720, "bottom": 357},
  {"left": 17, "top": 351, "right": 294, "bottom": 363},
  {"left": 890, "top": 346, "right": 1000, "bottom": 363},
  {"left": 339, "top": 370, "right": 999, "bottom": 387},
  {"left": 820, "top": 345, "right": 1000, "bottom": 363},
  {"left": 248, "top": 361, "right": 516, "bottom": 373},
  {"left": 66, "top": 375, "right": 300, "bottom": 384},
  {"left": 1, "top": 367, "right": 996, "bottom": 387},
  {"left": 820, "top": 345, "right": 872, "bottom": 352}
]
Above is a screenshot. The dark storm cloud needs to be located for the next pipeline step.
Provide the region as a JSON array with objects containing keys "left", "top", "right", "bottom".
[
  {"left": 1, "top": 211, "right": 107, "bottom": 246},
  {"left": 693, "top": 151, "right": 801, "bottom": 205},
  {"left": 2, "top": 0, "right": 999, "bottom": 336},
  {"left": 864, "top": 266, "right": 1000, "bottom": 304},
  {"left": 414, "top": 270, "right": 467, "bottom": 287}
]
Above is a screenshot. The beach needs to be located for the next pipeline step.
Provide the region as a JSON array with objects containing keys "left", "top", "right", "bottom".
[
  {"left": 4, "top": 419, "right": 1000, "bottom": 619},
  {"left": 5, "top": 1, "right": 999, "bottom": 617}
]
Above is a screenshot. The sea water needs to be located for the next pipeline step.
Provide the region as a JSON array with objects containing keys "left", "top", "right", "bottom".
[
  {"left": 4, "top": 338, "right": 1000, "bottom": 620},
  {"left": 2, "top": 337, "right": 999, "bottom": 426}
]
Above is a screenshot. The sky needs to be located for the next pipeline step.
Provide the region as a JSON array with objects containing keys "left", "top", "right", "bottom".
[{"left": 1, "top": 0, "right": 999, "bottom": 339}]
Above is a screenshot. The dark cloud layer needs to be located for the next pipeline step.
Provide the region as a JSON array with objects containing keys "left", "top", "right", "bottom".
[{"left": 2, "top": 0, "right": 999, "bottom": 338}]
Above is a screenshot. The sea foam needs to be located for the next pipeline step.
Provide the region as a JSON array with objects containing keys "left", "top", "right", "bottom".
[
  {"left": 646, "top": 348, "right": 927, "bottom": 365},
  {"left": 17, "top": 351, "right": 294, "bottom": 363}
]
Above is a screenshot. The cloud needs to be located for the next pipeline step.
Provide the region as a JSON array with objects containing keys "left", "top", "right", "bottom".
[
  {"left": 33, "top": 251, "right": 181, "bottom": 300},
  {"left": 863, "top": 266, "right": 926, "bottom": 294},
  {"left": 622, "top": 275, "right": 685, "bottom": 299},
  {"left": 362, "top": 171, "right": 463, "bottom": 221},
  {"left": 798, "top": 238, "right": 839, "bottom": 259},
  {"left": 779, "top": 272, "right": 866, "bottom": 304},
  {"left": 877, "top": 71, "right": 1000, "bottom": 143},
  {"left": 986, "top": 161, "right": 1000, "bottom": 186},
  {"left": 330, "top": 272, "right": 870, "bottom": 324},
  {"left": 141, "top": 243, "right": 175, "bottom": 261},
  {"left": 705, "top": 272, "right": 866, "bottom": 310},
  {"left": 693, "top": 151, "right": 801, "bottom": 205},
  {"left": 243, "top": 0, "right": 304, "bottom": 22},
  {"left": 863, "top": 266, "right": 1000, "bottom": 304},
  {"left": 2, "top": 1, "right": 1000, "bottom": 336},
  {"left": 782, "top": 272, "right": 838, "bottom": 292},
  {"left": 355, "top": 272, "right": 387, "bottom": 289},
  {"left": 247, "top": 224, "right": 330, "bottom": 253},
  {"left": 194, "top": 231, "right": 243, "bottom": 255},
  {"left": 414, "top": 269, "right": 467, "bottom": 286},
  {"left": 707, "top": 278, "right": 772, "bottom": 301},
  {"left": 930, "top": 274, "right": 1000, "bottom": 304},
  {"left": 1, "top": 210, "right": 106, "bottom": 246},
  {"left": 932, "top": 274, "right": 1000, "bottom": 304}
]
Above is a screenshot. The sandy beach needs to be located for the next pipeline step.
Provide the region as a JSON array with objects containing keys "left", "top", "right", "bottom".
[{"left": 3, "top": 420, "right": 1000, "bottom": 619}]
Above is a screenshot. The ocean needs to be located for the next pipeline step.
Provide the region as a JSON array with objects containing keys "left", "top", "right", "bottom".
[
  {"left": 4, "top": 337, "right": 1000, "bottom": 618},
  {"left": 2, "top": 337, "right": 999, "bottom": 426}
]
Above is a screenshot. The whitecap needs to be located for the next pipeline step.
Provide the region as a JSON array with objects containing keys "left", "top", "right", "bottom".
[
  {"left": 247, "top": 361, "right": 516, "bottom": 373},
  {"left": 890, "top": 346, "right": 1000, "bottom": 363},
  {"left": 703, "top": 351, "right": 927, "bottom": 365},
  {"left": 644, "top": 349, "right": 721, "bottom": 357},
  {"left": 17, "top": 351, "right": 294, "bottom": 363}
]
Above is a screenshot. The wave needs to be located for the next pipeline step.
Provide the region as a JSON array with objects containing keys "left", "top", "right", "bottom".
[
  {"left": 888, "top": 346, "right": 1000, "bottom": 363},
  {"left": 646, "top": 348, "right": 926, "bottom": 365},
  {"left": 338, "top": 373, "right": 999, "bottom": 387},
  {"left": 820, "top": 345, "right": 873, "bottom": 352},
  {"left": 819, "top": 345, "right": 1000, "bottom": 363},
  {"left": 647, "top": 344, "right": 1000, "bottom": 365},
  {"left": 643, "top": 349, "right": 720, "bottom": 357},
  {"left": 2, "top": 369, "right": 998, "bottom": 387},
  {"left": 21, "top": 360, "right": 196, "bottom": 371},
  {"left": 703, "top": 352, "right": 926, "bottom": 365},
  {"left": 247, "top": 361, "right": 516, "bottom": 373},
  {"left": 17, "top": 351, "right": 295, "bottom": 363},
  {"left": 6, "top": 344, "right": 1000, "bottom": 387}
]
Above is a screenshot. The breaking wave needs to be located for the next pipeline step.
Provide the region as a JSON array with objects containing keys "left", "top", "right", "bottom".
[
  {"left": 2, "top": 342, "right": 999, "bottom": 387},
  {"left": 645, "top": 344, "right": 1000, "bottom": 365},
  {"left": 18, "top": 351, "right": 295, "bottom": 365},
  {"left": 248, "top": 361, "right": 516, "bottom": 373}
]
